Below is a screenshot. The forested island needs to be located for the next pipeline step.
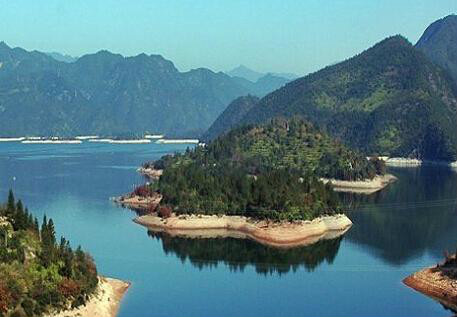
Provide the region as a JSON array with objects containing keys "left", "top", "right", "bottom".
[
  {"left": 0, "top": 191, "right": 129, "bottom": 317},
  {"left": 117, "top": 118, "right": 394, "bottom": 247}
]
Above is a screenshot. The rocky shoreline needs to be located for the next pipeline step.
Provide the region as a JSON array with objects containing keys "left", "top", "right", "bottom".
[
  {"left": 134, "top": 213, "right": 352, "bottom": 248},
  {"left": 403, "top": 255, "right": 457, "bottom": 313}
]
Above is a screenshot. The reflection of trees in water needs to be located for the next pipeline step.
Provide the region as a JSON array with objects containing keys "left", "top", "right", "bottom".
[
  {"left": 342, "top": 167, "right": 457, "bottom": 265},
  {"left": 147, "top": 231, "right": 343, "bottom": 275}
]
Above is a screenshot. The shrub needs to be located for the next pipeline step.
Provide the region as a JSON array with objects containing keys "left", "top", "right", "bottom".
[{"left": 158, "top": 206, "right": 172, "bottom": 218}]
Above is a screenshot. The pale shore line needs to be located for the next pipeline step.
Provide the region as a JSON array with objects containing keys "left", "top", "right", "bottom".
[
  {"left": 47, "top": 277, "right": 130, "bottom": 317},
  {"left": 403, "top": 266, "right": 457, "bottom": 313},
  {"left": 320, "top": 174, "right": 397, "bottom": 194},
  {"left": 372, "top": 156, "right": 457, "bottom": 168},
  {"left": 138, "top": 167, "right": 163, "bottom": 179},
  {"left": 134, "top": 213, "right": 352, "bottom": 248}
]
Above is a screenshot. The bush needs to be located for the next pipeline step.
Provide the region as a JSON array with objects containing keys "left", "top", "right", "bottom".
[{"left": 158, "top": 206, "right": 172, "bottom": 218}]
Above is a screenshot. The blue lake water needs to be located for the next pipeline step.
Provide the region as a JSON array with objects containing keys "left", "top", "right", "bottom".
[{"left": 0, "top": 142, "right": 456, "bottom": 317}]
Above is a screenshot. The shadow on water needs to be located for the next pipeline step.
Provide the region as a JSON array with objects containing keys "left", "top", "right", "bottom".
[
  {"left": 147, "top": 231, "right": 343, "bottom": 275},
  {"left": 342, "top": 166, "right": 457, "bottom": 265}
]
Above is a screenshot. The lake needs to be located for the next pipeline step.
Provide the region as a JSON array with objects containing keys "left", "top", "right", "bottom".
[{"left": 0, "top": 142, "right": 456, "bottom": 317}]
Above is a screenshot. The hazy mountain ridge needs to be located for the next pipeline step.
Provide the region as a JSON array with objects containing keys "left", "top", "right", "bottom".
[
  {"left": 207, "top": 36, "right": 457, "bottom": 161},
  {"left": 0, "top": 43, "right": 285, "bottom": 137}
]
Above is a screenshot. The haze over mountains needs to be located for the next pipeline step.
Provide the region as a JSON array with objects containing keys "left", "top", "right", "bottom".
[
  {"left": 0, "top": 43, "right": 290, "bottom": 137},
  {"left": 205, "top": 28, "right": 457, "bottom": 161}
]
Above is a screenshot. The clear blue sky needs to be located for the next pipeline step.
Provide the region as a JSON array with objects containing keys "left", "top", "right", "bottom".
[{"left": 0, "top": 0, "right": 456, "bottom": 75}]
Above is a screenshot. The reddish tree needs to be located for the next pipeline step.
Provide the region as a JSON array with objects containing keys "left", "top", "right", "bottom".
[
  {"left": 0, "top": 283, "right": 11, "bottom": 314},
  {"left": 58, "top": 278, "right": 80, "bottom": 298},
  {"left": 134, "top": 185, "right": 153, "bottom": 197},
  {"left": 158, "top": 205, "right": 172, "bottom": 218}
]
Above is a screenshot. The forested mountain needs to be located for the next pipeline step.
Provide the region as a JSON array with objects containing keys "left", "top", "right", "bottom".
[
  {"left": 231, "top": 74, "right": 291, "bottom": 98},
  {"left": 202, "top": 95, "right": 259, "bottom": 140},
  {"left": 207, "top": 36, "right": 457, "bottom": 161},
  {"left": 0, "top": 42, "right": 282, "bottom": 137},
  {"left": 416, "top": 15, "right": 457, "bottom": 86},
  {"left": 147, "top": 118, "right": 384, "bottom": 220},
  {"left": 0, "top": 191, "right": 98, "bottom": 316}
]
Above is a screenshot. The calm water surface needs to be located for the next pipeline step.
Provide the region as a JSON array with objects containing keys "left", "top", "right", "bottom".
[{"left": 0, "top": 142, "right": 456, "bottom": 317}]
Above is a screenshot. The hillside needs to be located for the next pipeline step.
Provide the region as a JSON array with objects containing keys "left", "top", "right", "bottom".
[
  {"left": 145, "top": 118, "right": 384, "bottom": 221},
  {"left": 207, "top": 36, "right": 457, "bottom": 161},
  {"left": 416, "top": 15, "right": 457, "bottom": 86},
  {"left": 202, "top": 95, "right": 259, "bottom": 140},
  {"left": 0, "top": 42, "right": 282, "bottom": 137},
  {"left": 0, "top": 191, "right": 98, "bottom": 316}
]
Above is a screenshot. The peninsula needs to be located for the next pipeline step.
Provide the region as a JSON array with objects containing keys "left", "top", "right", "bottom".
[
  {"left": 0, "top": 191, "right": 129, "bottom": 317},
  {"left": 403, "top": 251, "right": 457, "bottom": 313}
]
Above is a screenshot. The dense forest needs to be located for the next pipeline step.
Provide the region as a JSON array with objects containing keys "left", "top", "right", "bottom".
[
  {"left": 145, "top": 118, "right": 384, "bottom": 221},
  {"left": 206, "top": 36, "right": 457, "bottom": 161},
  {"left": 0, "top": 191, "right": 98, "bottom": 317}
]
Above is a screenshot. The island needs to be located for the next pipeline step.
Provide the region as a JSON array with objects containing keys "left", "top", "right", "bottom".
[
  {"left": 0, "top": 191, "right": 129, "bottom": 317},
  {"left": 403, "top": 251, "right": 457, "bottom": 313},
  {"left": 116, "top": 118, "right": 395, "bottom": 247}
]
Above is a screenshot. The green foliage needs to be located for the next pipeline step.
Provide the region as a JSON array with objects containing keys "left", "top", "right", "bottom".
[
  {"left": 0, "top": 192, "right": 98, "bottom": 316},
  {"left": 208, "top": 36, "right": 457, "bottom": 161},
  {"left": 151, "top": 118, "right": 381, "bottom": 221}
]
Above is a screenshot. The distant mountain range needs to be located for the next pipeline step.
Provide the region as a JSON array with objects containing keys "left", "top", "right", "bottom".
[
  {"left": 0, "top": 43, "right": 289, "bottom": 137},
  {"left": 226, "top": 64, "right": 298, "bottom": 82},
  {"left": 46, "top": 52, "right": 78, "bottom": 63},
  {"left": 205, "top": 33, "right": 457, "bottom": 161}
]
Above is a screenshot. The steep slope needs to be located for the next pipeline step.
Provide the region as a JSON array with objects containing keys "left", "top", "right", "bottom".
[
  {"left": 0, "top": 43, "right": 254, "bottom": 137},
  {"left": 416, "top": 15, "right": 457, "bottom": 86},
  {"left": 202, "top": 95, "right": 259, "bottom": 141},
  {"left": 230, "top": 74, "right": 290, "bottom": 97},
  {"left": 209, "top": 36, "right": 457, "bottom": 161}
]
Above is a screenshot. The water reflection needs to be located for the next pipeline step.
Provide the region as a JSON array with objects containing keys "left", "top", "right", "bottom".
[
  {"left": 344, "top": 167, "right": 457, "bottom": 265},
  {"left": 148, "top": 231, "right": 343, "bottom": 275}
]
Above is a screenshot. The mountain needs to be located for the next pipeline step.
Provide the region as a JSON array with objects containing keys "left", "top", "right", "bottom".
[
  {"left": 416, "top": 14, "right": 457, "bottom": 86},
  {"left": 202, "top": 95, "right": 259, "bottom": 140},
  {"left": 230, "top": 73, "right": 290, "bottom": 97},
  {"left": 46, "top": 51, "right": 78, "bottom": 63},
  {"left": 0, "top": 42, "right": 259, "bottom": 137},
  {"left": 226, "top": 65, "right": 265, "bottom": 82},
  {"left": 207, "top": 36, "right": 457, "bottom": 161},
  {"left": 227, "top": 65, "right": 298, "bottom": 81}
]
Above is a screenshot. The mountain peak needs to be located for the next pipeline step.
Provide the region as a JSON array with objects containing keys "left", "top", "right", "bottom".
[
  {"left": 416, "top": 15, "right": 457, "bottom": 84},
  {"left": 0, "top": 41, "right": 10, "bottom": 50}
]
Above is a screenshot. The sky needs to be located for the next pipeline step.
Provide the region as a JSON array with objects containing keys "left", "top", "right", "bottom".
[{"left": 0, "top": 0, "right": 456, "bottom": 75}]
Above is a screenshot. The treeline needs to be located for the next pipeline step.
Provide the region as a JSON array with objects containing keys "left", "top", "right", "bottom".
[
  {"left": 0, "top": 191, "right": 98, "bottom": 317},
  {"left": 159, "top": 165, "right": 341, "bottom": 221},
  {"left": 145, "top": 119, "right": 386, "bottom": 221}
]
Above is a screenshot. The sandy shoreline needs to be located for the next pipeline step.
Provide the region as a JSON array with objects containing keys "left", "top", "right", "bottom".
[
  {"left": 134, "top": 213, "right": 352, "bottom": 248},
  {"left": 320, "top": 174, "right": 397, "bottom": 194},
  {"left": 403, "top": 267, "right": 457, "bottom": 312},
  {"left": 47, "top": 277, "right": 130, "bottom": 317}
]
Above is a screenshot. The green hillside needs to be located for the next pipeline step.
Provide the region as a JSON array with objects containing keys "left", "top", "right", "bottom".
[
  {"left": 206, "top": 36, "right": 457, "bottom": 161},
  {"left": 147, "top": 118, "right": 384, "bottom": 221},
  {"left": 0, "top": 191, "right": 98, "bottom": 316}
]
